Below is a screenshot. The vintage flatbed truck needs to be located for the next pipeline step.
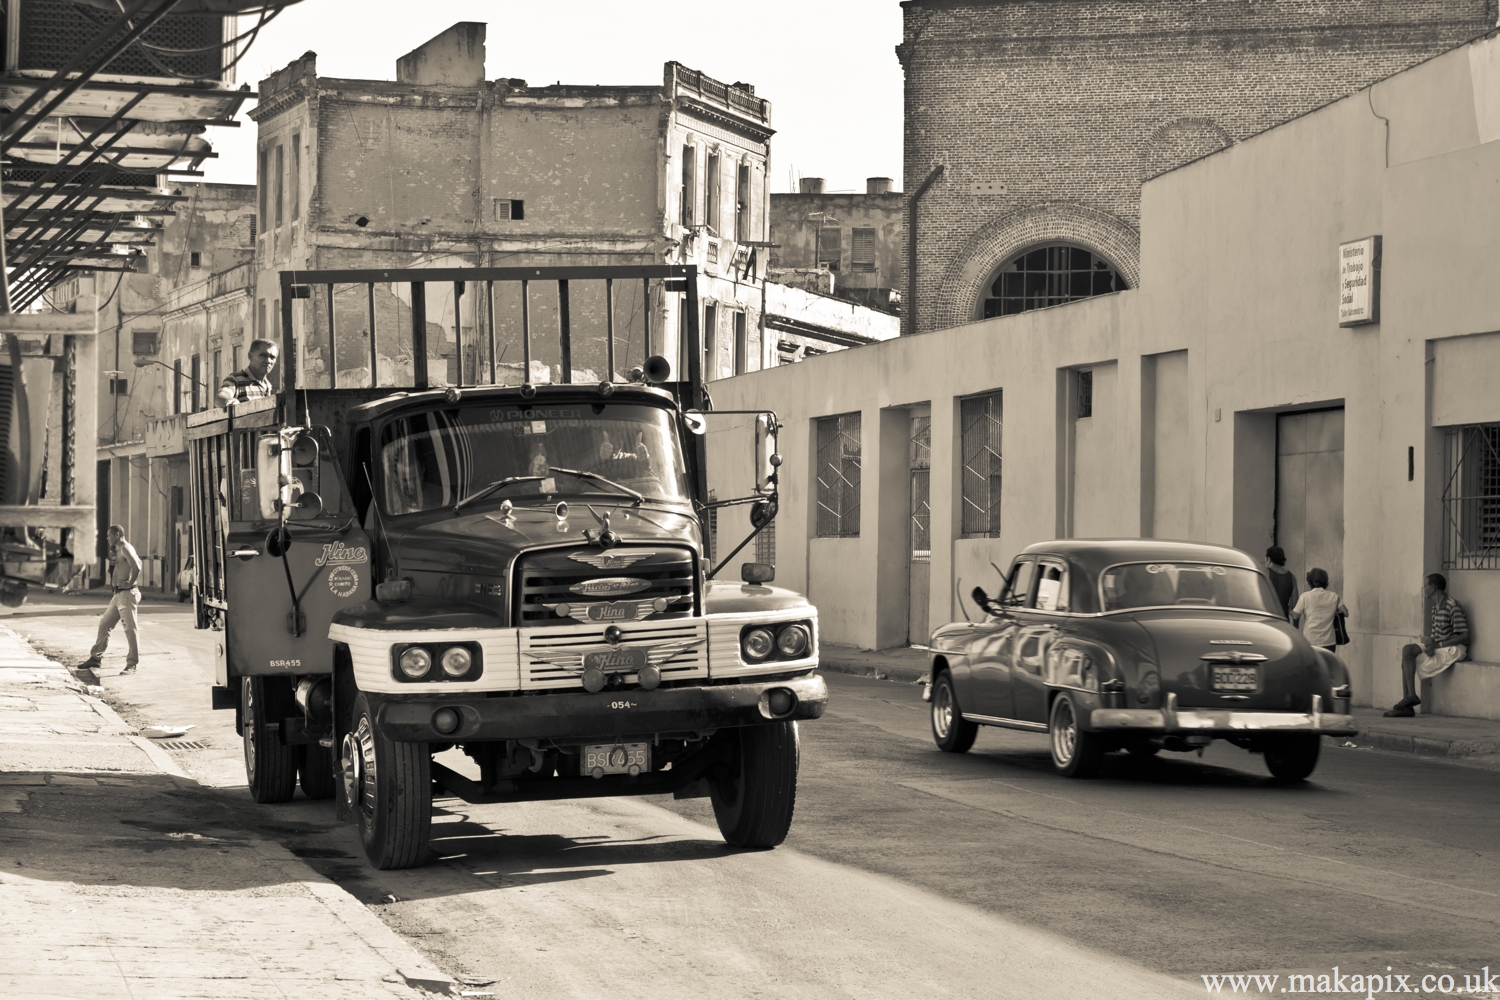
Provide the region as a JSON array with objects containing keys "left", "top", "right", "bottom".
[{"left": 186, "top": 263, "right": 824, "bottom": 869}]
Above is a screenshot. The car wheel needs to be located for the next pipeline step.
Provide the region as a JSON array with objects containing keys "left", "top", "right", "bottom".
[
  {"left": 1263, "top": 734, "right": 1320, "bottom": 781},
  {"left": 1049, "top": 692, "right": 1104, "bottom": 778},
  {"left": 343, "top": 693, "right": 431, "bottom": 869},
  {"left": 242, "top": 676, "right": 297, "bottom": 803},
  {"left": 930, "top": 670, "right": 978, "bottom": 754},
  {"left": 710, "top": 721, "right": 799, "bottom": 849},
  {"left": 298, "top": 743, "right": 337, "bottom": 800}
]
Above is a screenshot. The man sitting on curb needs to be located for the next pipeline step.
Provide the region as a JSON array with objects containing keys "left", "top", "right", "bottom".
[{"left": 1384, "top": 573, "right": 1469, "bottom": 717}]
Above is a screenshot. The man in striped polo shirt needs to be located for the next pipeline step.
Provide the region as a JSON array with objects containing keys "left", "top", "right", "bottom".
[
  {"left": 217, "top": 339, "right": 278, "bottom": 406},
  {"left": 1385, "top": 573, "right": 1469, "bottom": 717}
]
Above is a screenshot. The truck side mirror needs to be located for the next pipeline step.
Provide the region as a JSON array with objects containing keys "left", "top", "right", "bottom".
[{"left": 755, "top": 413, "right": 779, "bottom": 494}]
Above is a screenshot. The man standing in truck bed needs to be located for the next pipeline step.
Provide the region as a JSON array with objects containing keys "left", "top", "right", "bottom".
[{"left": 218, "top": 340, "right": 278, "bottom": 406}]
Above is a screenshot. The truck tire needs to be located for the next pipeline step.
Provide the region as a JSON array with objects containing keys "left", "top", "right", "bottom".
[
  {"left": 298, "top": 743, "right": 337, "bottom": 800},
  {"left": 243, "top": 676, "right": 297, "bottom": 803},
  {"left": 710, "top": 721, "right": 798, "bottom": 849},
  {"left": 345, "top": 693, "right": 431, "bottom": 869},
  {"left": 1263, "top": 734, "right": 1320, "bottom": 782}
]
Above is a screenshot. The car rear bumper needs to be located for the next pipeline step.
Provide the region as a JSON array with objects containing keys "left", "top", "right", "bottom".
[
  {"left": 1090, "top": 693, "right": 1357, "bottom": 737},
  {"left": 370, "top": 672, "right": 827, "bottom": 743}
]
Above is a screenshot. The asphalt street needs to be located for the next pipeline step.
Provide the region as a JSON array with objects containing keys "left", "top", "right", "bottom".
[{"left": 9, "top": 596, "right": 1498, "bottom": 998}]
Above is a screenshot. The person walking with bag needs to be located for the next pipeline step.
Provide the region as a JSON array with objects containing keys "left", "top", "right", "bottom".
[
  {"left": 78, "top": 525, "right": 142, "bottom": 675},
  {"left": 1290, "top": 567, "right": 1347, "bottom": 653}
]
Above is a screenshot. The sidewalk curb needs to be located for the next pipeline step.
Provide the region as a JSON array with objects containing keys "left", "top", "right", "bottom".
[
  {"left": 819, "top": 647, "right": 929, "bottom": 684},
  {"left": 249, "top": 841, "right": 457, "bottom": 995},
  {"left": 1351, "top": 727, "right": 1500, "bottom": 759}
]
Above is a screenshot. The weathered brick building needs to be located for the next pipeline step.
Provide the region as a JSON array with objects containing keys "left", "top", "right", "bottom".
[
  {"left": 770, "top": 177, "right": 904, "bottom": 314},
  {"left": 899, "top": 0, "right": 1498, "bottom": 333}
]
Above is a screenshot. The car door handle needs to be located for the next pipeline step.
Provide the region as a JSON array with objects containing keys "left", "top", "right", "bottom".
[{"left": 229, "top": 549, "right": 258, "bottom": 559}]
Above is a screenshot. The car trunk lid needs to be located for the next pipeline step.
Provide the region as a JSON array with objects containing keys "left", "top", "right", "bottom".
[{"left": 1132, "top": 611, "right": 1316, "bottom": 711}]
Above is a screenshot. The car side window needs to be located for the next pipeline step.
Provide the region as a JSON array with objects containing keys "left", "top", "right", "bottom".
[
  {"left": 1001, "top": 558, "right": 1036, "bottom": 607},
  {"left": 1035, "top": 560, "right": 1069, "bottom": 612}
]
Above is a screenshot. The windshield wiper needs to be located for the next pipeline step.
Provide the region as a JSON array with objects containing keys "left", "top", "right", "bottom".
[
  {"left": 454, "top": 476, "right": 544, "bottom": 512},
  {"left": 454, "top": 468, "right": 644, "bottom": 512},
  {"left": 546, "top": 467, "right": 644, "bottom": 504}
]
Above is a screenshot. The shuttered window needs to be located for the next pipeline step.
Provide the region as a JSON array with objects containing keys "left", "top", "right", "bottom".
[{"left": 851, "top": 227, "right": 876, "bottom": 273}]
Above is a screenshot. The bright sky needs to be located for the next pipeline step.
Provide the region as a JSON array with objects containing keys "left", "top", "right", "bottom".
[{"left": 203, "top": 0, "right": 905, "bottom": 194}]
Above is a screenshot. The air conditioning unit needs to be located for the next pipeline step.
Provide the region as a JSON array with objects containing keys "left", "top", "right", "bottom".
[{"left": 6, "top": 0, "right": 234, "bottom": 85}]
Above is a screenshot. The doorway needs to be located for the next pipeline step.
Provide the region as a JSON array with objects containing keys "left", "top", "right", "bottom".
[
  {"left": 1275, "top": 408, "right": 1345, "bottom": 595},
  {"left": 908, "top": 405, "right": 931, "bottom": 645}
]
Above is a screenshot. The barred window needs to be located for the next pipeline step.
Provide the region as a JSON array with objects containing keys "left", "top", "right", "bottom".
[
  {"left": 960, "top": 391, "right": 1002, "bottom": 538},
  {"left": 982, "top": 245, "right": 1126, "bottom": 318},
  {"left": 851, "top": 228, "right": 877, "bottom": 273},
  {"left": 816, "top": 412, "right": 861, "bottom": 537},
  {"left": 1442, "top": 423, "right": 1500, "bottom": 569}
]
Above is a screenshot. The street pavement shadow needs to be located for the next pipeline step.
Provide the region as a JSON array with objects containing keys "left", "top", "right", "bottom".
[{"left": 965, "top": 744, "right": 1354, "bottom": 792}]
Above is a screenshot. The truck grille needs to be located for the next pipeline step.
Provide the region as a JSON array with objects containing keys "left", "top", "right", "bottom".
[
  {"left": 514, "top": 545, "right": 697, "bottom": 625},
  {"left": 520, "top": 620, "right": 709, "bottom": 689}
]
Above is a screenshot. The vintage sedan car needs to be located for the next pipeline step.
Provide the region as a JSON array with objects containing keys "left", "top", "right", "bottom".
[{"left": 925, "top": 539, "right": 1355, "bottom": 780}]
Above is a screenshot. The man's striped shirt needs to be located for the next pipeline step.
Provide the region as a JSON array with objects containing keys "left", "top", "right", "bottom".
[
  {"left": 1430, "top": 594, "right": 1469, "bottom": 645},
  {"left": 220, "top": 368, "right": 273, "bottom": 403}
]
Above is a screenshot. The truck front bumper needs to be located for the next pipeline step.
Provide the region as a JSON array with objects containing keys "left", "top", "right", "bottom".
[
  {"left": 1091, "top": 693, "right": 1356, "bottom": 738},
  {"left": 370, "top": 672, "right": 828, "bottom": 743}
]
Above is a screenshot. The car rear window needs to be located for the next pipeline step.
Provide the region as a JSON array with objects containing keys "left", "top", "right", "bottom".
[{"left": 1100, "top": 563, "right": 1281, "bottom": 615}]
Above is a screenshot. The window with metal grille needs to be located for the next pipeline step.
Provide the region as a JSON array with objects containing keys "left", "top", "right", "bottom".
[
  {"left": 816, "top": 412, "right": 861, "bottom": 537},
  {"left": 706, "top": 240, "right": 719, "bottom": 265},
  {"left": 755, "top": 519, "right": 776, "bottom": 566},
  {"left": 983, "top": 245, "right": 1127, "bottom": 318},
  {"left": 817, "top": 228, "right": 842, "bottom": 271},
  {"left": 680, "top": 144, "right": 695, "bottom": 226},
  {"left": 960, "top": 391, "right": 1003, "bottom": 537},
  {"left": 851, "top": 228, "right": 877, "bottom": 273},
  {"left": 1442, "top": 423, "right": 1500, "bottom": 570},
  {"left": 705, "top": 150, "right": 721, "bottom": 233},
  {"left": 1077, "top": 369, "right": 1093, "bottom": 418}
]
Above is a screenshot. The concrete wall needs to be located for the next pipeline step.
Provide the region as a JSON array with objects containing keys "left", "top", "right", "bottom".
[
  {"left": 707, "top": 34, "right": 1500, "bottom": 719},
  {"left": 899, "top": 0, "right": 1497, "bottom": 334}
]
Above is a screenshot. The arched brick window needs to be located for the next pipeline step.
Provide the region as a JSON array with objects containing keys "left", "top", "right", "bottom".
[{"left": 981, "top": 244, "right": 1128, "bottom": 319}]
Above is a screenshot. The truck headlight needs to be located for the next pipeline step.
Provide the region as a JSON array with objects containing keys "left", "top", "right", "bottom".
[
  {"left": 742, "top": 627, "right": 775, "bottom": 662},
  {"left": 440, "top": 646, "right": 472, "bottom": 678},
  {"left": 398, "top": 647, "right": 432, "bottom": 679},
  {"left": 775, "top": 624, "right": 809, "bottom": 658}
]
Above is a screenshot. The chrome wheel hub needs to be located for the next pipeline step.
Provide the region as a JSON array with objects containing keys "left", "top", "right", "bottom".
[
  {"left": 1052, "top": 700, "right": 1077, "bottom": 764},
  {"left": 242, "top": 679, "right": 256, "bottom": 782},
  {"left": 341, "top": 716, "right": 377, "bottom": 816},
  {"left": 933, "top": 684, "right": 953, "bottom": 738}
]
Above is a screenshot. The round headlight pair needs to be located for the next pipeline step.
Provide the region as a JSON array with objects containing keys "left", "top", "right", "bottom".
[
  {"left": 740, "top": 623, "right": 810, "bottom": 663},
  {"left": 398, "top": 645, "right": 472, "bottom": 680}
]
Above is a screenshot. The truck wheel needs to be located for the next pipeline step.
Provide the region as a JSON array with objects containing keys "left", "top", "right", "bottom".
[
  {"left": 242, "top": 676, "right": 297, "bottom": 803},
  {"left": 298, "top": 743, "right": 337, "bottom": 800},
  {"left": 343, "top": 693, "right": 431, "bottom": 869},
  {"left": 930, "top": 669, "right": 978, "bottom": 753},
  {"left": 1263, "top": 734, "right": 1320, "bottom": 782},
  {"left": 1048, "top": 692, "right": 1104, "bottom": 778},
  {"left": 710, "top": 721, "right": 798, "bottom": 849}
]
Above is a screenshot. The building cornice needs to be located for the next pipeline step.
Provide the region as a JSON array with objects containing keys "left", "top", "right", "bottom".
[{"left": 675, "top": 96, "right": 776, "bottom": 143}]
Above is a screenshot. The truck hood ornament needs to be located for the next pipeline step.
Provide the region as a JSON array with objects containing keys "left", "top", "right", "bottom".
[{"left": 570, "top": 550, "right": 657, "bottom": 570}]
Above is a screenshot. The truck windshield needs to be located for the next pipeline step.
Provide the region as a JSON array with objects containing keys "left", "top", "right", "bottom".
[
  {"left": 1100, "top": 562, "right": 1282, "bottom": 615},
  {"left": 378, "top": 402, "right": 690, "bottom": 515}
]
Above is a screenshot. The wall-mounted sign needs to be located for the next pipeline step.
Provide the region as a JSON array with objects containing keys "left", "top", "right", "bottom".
[{"left": 1338, "top": 235, "right": 1381, "bottom": 327}]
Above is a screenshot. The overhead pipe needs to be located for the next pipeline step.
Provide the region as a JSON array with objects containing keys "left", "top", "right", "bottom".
[{"left": 905, "top": 164, "right": 944, "bottom": 336}]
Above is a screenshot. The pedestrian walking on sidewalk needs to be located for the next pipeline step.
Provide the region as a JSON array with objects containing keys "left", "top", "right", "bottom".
[
  {"left": 1384, "top": 573, "right": 1469, "bottom": 718},
  {"left": 1265, "top": 546, "right": 1298, "bottom": 619},
  {"left": 1290, "top": 567, "right": 1346, "bottom": 653},
  {"left": 79, "top": 525, "right": 142, "bottom": 674}
]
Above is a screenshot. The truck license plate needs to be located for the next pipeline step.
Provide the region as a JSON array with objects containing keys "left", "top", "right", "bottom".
[
  {"left": 1211, "top": 665, "right": 1258, "bottom": 692},
  {"left": 583, "top": 647, "right": 648, "bottom": 673},
  {"left": 583, "top": 742, "right": 649, "bottom": 777}
]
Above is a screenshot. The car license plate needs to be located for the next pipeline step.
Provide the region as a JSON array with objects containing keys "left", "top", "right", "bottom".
[
  {"left": 583, "top": 742, "right": 649, "bottom": 776},
  {"left": 583, "top": 647, "right": 648, "bottom": 674},
  {"left": 1211, "top": 665, "right": 1258, "bottom": 692}
]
